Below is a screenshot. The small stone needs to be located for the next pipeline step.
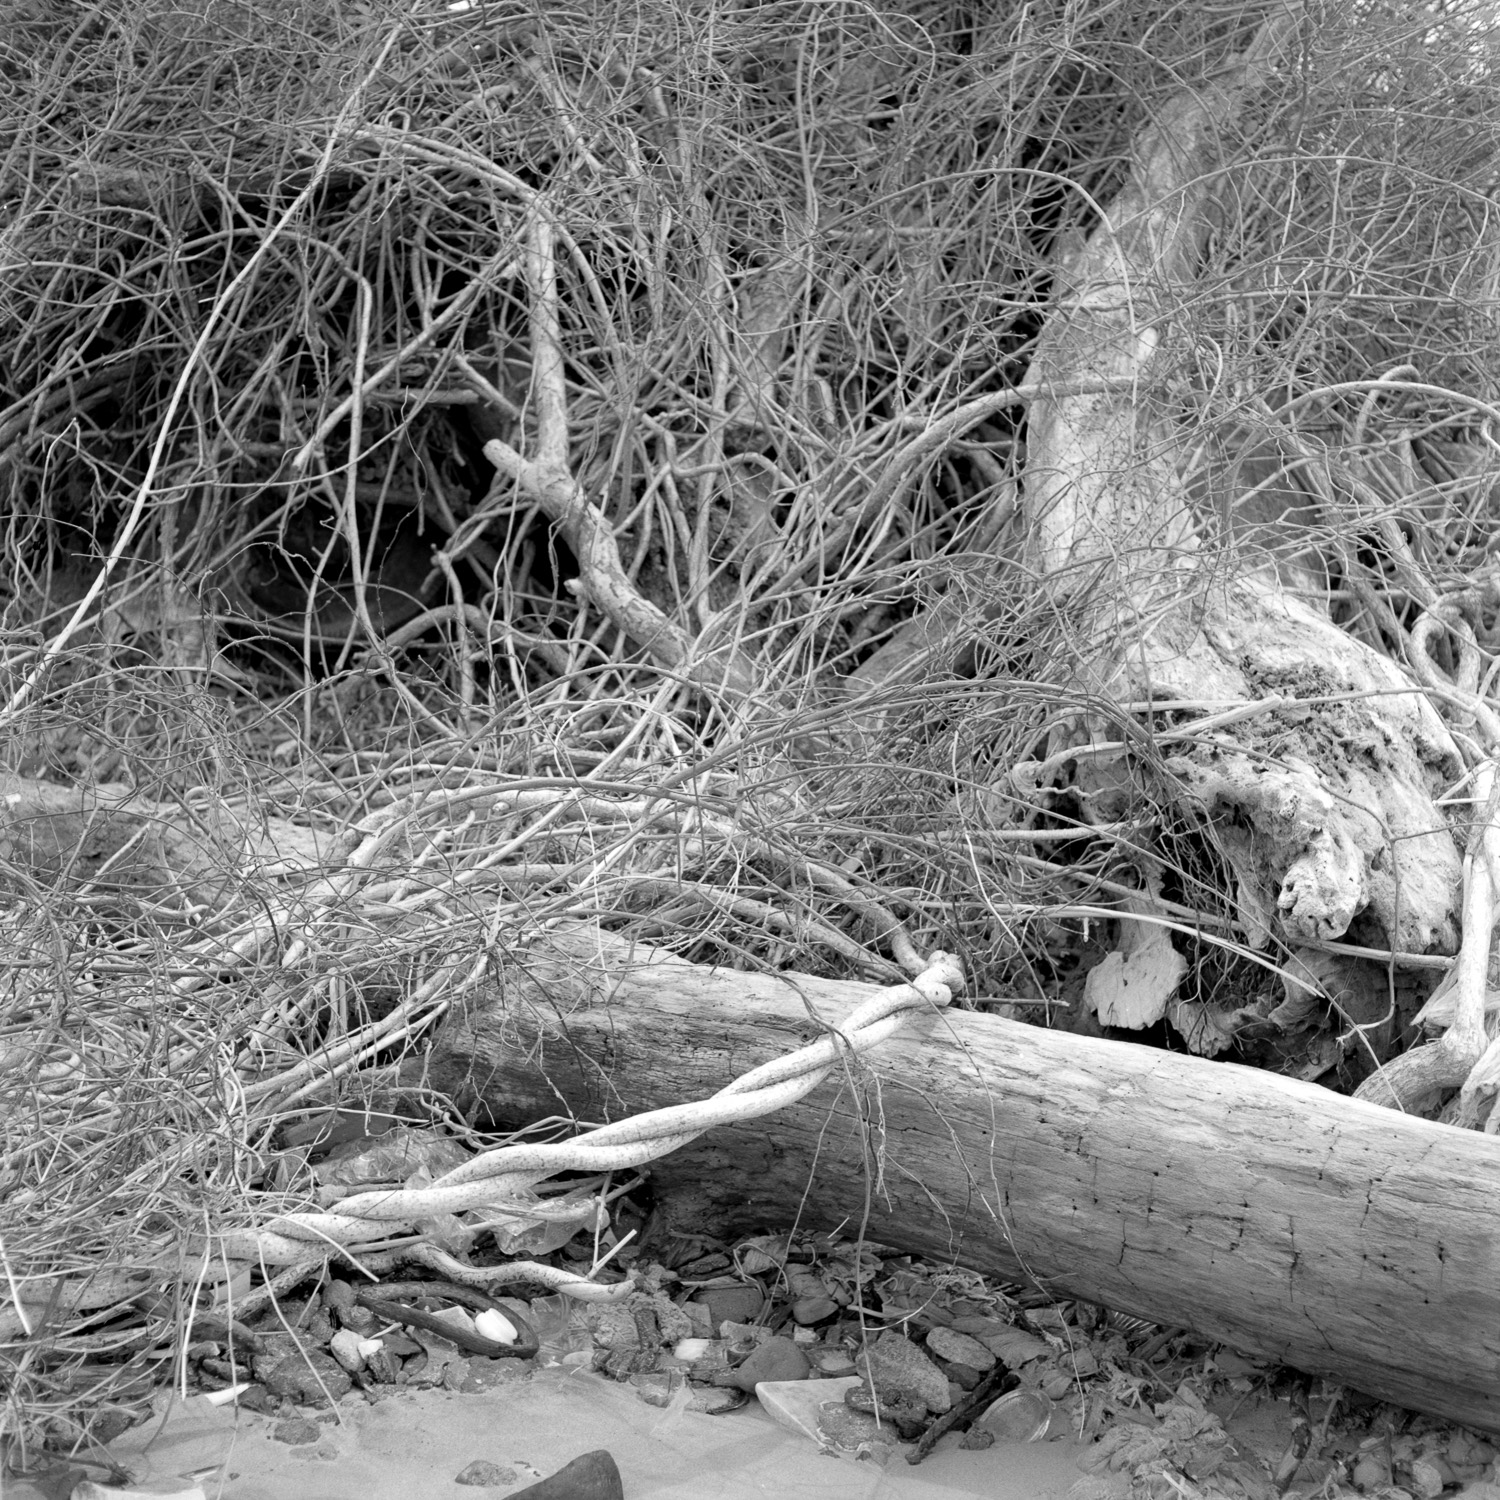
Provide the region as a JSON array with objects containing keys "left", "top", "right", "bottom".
[
  {"left": 979, "top": 1327, "right": 1052, "bottom": 1365},
  {"left": 791, "top": 1295, "right": 838, "bottom": 1325},
  {"left": 323, "top": 1281, "right": 356, "bottom": 1316},
  {"left": 456, "top": 1460, "right": 517, "bottom": 1486},
  {"left": 329, "top": 1329, "right": 367, "bottom": 1373},
  {"left": 256, "top": 1352, "right": 352, "bottom": 1405},
  {"left": 844, "top": 1384, "right": 927, "bottom": 1440},
  {"left": 1069, "top": 1348, "right": 1100, "bottom": 1377},
  {"left": 273, "top": 1418, "right": 324, "bottom": 1445},
  {"left": 1410, "top": 1456, "right": 1454, "bottom": 1499},
  {"left": 818, "top": 1400, "right": 904, "bottom": 1459},
  {"left": 89, "top": 1409, "right": 137, "bottom": 1444},
  {"left": 695, "top": 1285, "right": 764, "bottom": 1329},
  {"left": 680, "top": 1300, "right": 713, "bottom": 1337},
  {"left": 509, "top": 1449, "right": 624, "bottom": 1500},
  {"left": 949, "top": 1367, "right": 979, "bottom": 1393},
  {"left": 961, "top": 1428, "right": 996, "bottom": 1450},
  {"left": 364, "top": 1349, "right": 402, "bottom": 1384},
  {"left": 949, "top": 1315, "right": 1011, "bottom": 1338},
  {"left": 926, "top": 1326, "right": 996, "bottom": 1371},
  {"left": 378, "top": 1330, "right": 424, "bottom": 1358},
  {"left": 1351, "top": 1455, "right": 1388, "bottom": 1491},
  {"left": 859, "top": 1331, "right": 951, "bottom": 1415},
  {"left": 727, "top": 1336, "right": 809, "bottom": 1392}
]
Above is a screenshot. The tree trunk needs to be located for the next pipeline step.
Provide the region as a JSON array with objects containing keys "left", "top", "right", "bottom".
[{"left": 429, "top": 924, "right": 1500, "bottom": 1435}]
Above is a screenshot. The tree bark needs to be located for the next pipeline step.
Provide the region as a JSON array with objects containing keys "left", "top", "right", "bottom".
[{"left": 429, "top": 924, "right": 1500, "bottom": 1434}]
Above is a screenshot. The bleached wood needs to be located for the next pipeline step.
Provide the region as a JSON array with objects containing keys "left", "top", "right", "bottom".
[{"left": 431, "top": 924, "right": 1500, "bottom": 1433}]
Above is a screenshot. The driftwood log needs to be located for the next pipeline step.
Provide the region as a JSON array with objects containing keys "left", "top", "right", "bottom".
[{"left": 428, "top": 924, "right": 1500, "bottom": 1434}]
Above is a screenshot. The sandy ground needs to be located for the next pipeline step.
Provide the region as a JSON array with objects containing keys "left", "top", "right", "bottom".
[{"left": 7, "top": 1368, "right": 1091, "bottom": 1500}]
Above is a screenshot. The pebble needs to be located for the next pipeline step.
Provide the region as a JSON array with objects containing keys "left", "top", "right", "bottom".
[
  {"left": 859, "top": 1331, "right": 951, "bottom": 1415},
  {"left": 980, "top": 1327, "right": 1051, "bottom": 1365},
  {"left": 508, "top": 1449, "right": 624, "bottom": 1500},
  {"left": 456, "top": 1459, "right": 518, "bottom": 1487},
  {"left": 1411, "top": 1456, "right": 1455, "bottom": 1499},
  {"left": 694, "top": 1284, "right": 764, "bottom": 1329},
  {"left": 844, "top": 1384, "right": 927, "bottom": 1440},
  {"left": 926, "top": 1326, "right": 996, "bottom": 1371},
  {"left": 791, "top": 1294, "right": 838, "bottom": 1325},
  {"left": 272, "top": 1418, "right": 324, "bottom": 1446},
  {"left": 725, "top": 1336, "right": 809, "bottom": 1392},
  {"left": 329, "top": 1328, "right": 368, "bottom": 1373},
  {"left": 323, "top": 1281, "right": 356, "bottom": 1317}
]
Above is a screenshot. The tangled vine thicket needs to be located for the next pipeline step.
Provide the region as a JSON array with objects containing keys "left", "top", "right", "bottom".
[{"left": 3, "top": 0, "right": 1500, "bottom": 1462}]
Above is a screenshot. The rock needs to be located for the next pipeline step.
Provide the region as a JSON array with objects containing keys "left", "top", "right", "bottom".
[
  {"left": 508, "top": 1449, "right": 624, "bottom": 1500},
  {"left": 272, "top": 1418, "right": 324, "bottom": 1446},
  {"left": 364, "top": 1349, "right": 402, "bottom": 1384},
  {"left": 817, "top": 1401, "right": 904, "bottom": 1464},
  {"left": 379, "top": 1331, "right": 424, "bottom": 1358},
  {"left": 694, "top": 1284, "right": 764, "bottom": 1329},
  {"left": 949, "top": 1315, "right": 1011, "bottom": 1338},
  {"left": 1411, "top": 1456, "right": 1455, "bottom": 1499},
  {"left": 255, "top": 1351, "right": 352, "bottom": 1404},
  {"left": 961, "top": 1428, "right": 996, "bottom": 1450},
  {"left": 726, "top": 1336, "right": 809, "bottom": 1392},
  {"left": 322, "top": 1281, "right": 356, "bottom": 1317},
  {"left": 791, "top": 1295, "right": 838, "bottom": 1325},
  {"left": 338, "top": 1304, "right": 378, "bottom": 1336},
  {"left": 844, "top": 1383, "right": 928, "bottom": 1439},
  {"left": 925, "top": 1326, "right": 996, "bottom": 1371},
  {"left": 680, "top": 1300, "right": 713, "bottom": 1337},
  {"left": 329, "top": 1329, "right": 368, "bottom": 1373},
  {"left": 1450, "top": 1433, "right": 1499, "bottom": 1468},
  {"left": 456, "top": 1460, "right": 518, "bottom": 1487},
  {"left": 978, "top": 1327, "right": 1052, "bottom": 1365},
  {"left": 88, "top": 1409, "right": 137, "bottom": 1445},
  {"left": 858, "top": 1331, "right": 951, "bottom": 1415}
]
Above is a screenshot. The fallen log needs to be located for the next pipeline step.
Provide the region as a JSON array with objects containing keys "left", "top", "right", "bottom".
[{"left": 429, "top": 925, "right": 1500, "bottom": 1434}]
